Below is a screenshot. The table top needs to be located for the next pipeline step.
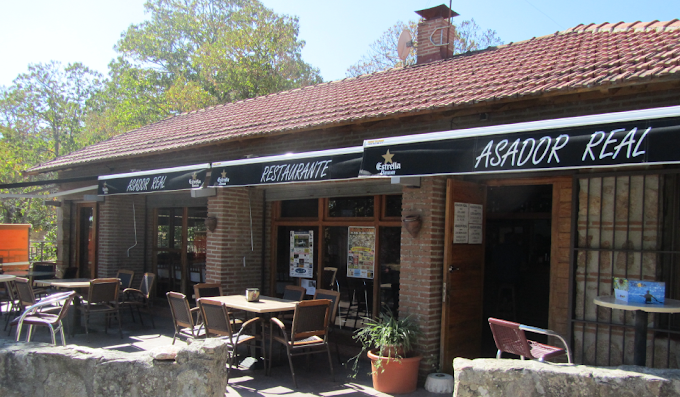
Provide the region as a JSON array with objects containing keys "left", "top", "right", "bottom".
[
  {"left": 594, "top": 295, "right": 680, "bottom": 313},
  {"left": 34, "top": 278, "right": 91, "bottom": 289},
  {"left": 202, "top": 295, "right": 297, "bottom": 313},
  {"left": 5, "top": 270, "right": 56, "bottom": 278},
  {"left": 0, "top": 274, "right": 16, "bottom": 282}
]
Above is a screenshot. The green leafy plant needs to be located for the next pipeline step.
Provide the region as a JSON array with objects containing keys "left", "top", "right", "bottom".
[{"left": 348, "top": 310, "right": 421, "bottom": 377}]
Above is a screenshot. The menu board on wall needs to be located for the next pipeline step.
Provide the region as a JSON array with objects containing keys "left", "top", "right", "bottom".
[
  {"left": 290, "top": 230, "right": 314, "bottom": 278},
  {"left": 453, "top": 203, "right": 483, "bottom": 244},
  {"left": 347, "top": 226, "right": 375, "bottom": 279}
]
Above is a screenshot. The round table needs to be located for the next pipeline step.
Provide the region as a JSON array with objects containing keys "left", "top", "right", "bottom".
[
  {"left": 594, "top": 295, "right": 680, "bottom": 366},
  {"left": 0, "top": 274, "right": 17, "bottom": 282}
]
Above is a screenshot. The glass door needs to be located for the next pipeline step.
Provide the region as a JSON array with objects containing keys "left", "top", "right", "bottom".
[{"left": 154, "top": 206, "right": 207, "bottom": 297}]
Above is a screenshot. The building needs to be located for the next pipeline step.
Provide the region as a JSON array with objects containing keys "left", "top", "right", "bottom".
[{"left": 25, "top": 6, "right": 680, "bottom": 372}]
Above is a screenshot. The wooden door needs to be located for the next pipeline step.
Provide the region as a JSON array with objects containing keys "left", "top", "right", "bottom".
[
  {"left": 75, "top": 203, "right": 97, "bottom": 279},
  {"left": 440, "top": 179, "right": 486, "bottom": 373}
]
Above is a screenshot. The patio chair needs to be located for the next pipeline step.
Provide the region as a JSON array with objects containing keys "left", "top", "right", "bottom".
[
  {"left": 269, "top": 299, "right": 334, "bottom": 388},
  {"left": 14, "top": 291, "right": 76, "bottom": 346},
  {"left": 322, "top": 267, "right": 338, "bottom": 290},
  {"left": 197, "top": 298, "right": 263, "bottom": 383},
  {"left": 313, "top": 289, "right": 342, "bottom": 362},
  {"left": 76, "top": 278, "right": 122, "bottom": 338},
  {"left": 488, "top": 317, "right": 572, "bottom": 363},
  {"left": 121, "top": 272, "right": 156, "bottom": 328},
  {"left": 7, "top": 278, "right": 63, "bottom": 335},
  {"left": 282, "top": 285, "right": 306, "bottom": 301},
  {"left": 31, "top": 262, "right": 56, "bottom": 297},
  {"left": 62, "top": 267, "right": 79, "bottom": 279},
  {"left": 116, "top": 269, "right": 135, "bottom": 290},
  {"left": 167, "top": 291, "right": 206, "bottom": 344}
]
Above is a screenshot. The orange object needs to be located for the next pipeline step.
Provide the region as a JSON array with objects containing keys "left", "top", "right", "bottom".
[
  {"left": 0, "top": 224, "right": 31, "bottom": 270},
  {"left": 367, "top": 350, "right": 422, "bottom": 394}
]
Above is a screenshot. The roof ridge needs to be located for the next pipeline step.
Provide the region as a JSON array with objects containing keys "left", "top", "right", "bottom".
[{"left": 561, "top": 20, "right": 680, "bottom": 34}]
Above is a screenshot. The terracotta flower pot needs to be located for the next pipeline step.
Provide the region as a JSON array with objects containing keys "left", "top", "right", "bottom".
[
  {"left": 367, "top": 349, "right": 422, "bottom": 394},
  {"left": 402, "top": 215, "right": 422, "bottom": 237}
]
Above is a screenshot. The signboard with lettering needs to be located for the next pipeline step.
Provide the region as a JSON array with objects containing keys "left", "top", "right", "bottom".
[
  {"left": 210, "top": 147, "right": 363, "bottom": 187},
  {"left": 360, "top": 107, "right": 680, "bottom": 177},
  {"left": 98, "top": 164, "right": 209, "bottom": 195}
]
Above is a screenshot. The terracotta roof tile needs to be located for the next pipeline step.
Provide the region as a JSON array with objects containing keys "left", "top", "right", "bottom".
[{"left": 30, "top": 20, "right": 680, "bottom": 173}]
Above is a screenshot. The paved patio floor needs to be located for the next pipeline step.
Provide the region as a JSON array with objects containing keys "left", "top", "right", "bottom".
[{"left": 0, "top": 298, "right": 439, "bottom": 397}]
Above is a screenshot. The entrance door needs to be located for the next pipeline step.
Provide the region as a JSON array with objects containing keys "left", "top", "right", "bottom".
[
  {"left": 75, "top": 203, "right": 97, "bottom": 279},
  {"left": 440, "top": 179, "right": 486, "bottom": 373}
]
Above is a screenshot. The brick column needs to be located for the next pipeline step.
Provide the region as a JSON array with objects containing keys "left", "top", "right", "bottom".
[
  {"left": 206, "top": 187, "right": 264, "bottom": 295},
  {"left": 97, "top": 195, "right": 147, "bottom": 281},
  {"left": 399, "top": 176, "right": 447, "bottom": 374}
]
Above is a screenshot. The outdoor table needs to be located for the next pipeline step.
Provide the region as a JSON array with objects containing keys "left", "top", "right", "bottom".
[
  {"left": 594, "top": 295, "right": 680, "bottom": 366},
  {"left": 5, "top": 270, "right": 56, "bottom": 284},
  {"left": 0, "top": 274, "right": 16, "bottom": 283},
  {"left": 202, "top": 295, "right": 298, "bottom": 370}
]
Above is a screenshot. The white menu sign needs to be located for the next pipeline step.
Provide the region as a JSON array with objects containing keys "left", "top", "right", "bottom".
[
  {"left": 453, "top": 203, "right": 469, "bottom": 244},
  {"left": 453, "top": 202, "right": 483, "bottom": 244}
]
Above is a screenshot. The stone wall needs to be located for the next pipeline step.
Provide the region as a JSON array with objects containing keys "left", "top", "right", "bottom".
[
  {"left": 0, "top": 339, "right": 228, "bottom": 397},
  {"left": 453, "top": 358, "right": 680, "bottom": 397}
]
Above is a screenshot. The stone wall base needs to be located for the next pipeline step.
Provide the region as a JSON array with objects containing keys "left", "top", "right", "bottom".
[
  {"left": 453, "top": 358, "right": 680, "bottom": 397},
  {"left": 0, "top": 340, "right": 228, "bottom": 397}
]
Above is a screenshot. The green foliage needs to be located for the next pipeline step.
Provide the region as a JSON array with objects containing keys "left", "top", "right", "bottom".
[
  {"left": 346, "top": 18, "right": 503, "bottom": 77},
  {"left": 348, "top": 310, "right": 421, "bottom": 377},
  {"left": 0, "top": 62, "right": 100, "bottom": 234},
  {"left": 93, "top": 0, "right": 323, "bottom": 135}
]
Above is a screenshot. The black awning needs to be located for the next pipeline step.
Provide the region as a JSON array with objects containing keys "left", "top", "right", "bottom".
[
  {"left": 209, "top": 147, "right": 363, "bottom": 187},
  {"left": 98, "top": 164, "right": 210, "bottom": 195},
  {"left": 360, "top": 106, "right": 680, "bottom": 177}
]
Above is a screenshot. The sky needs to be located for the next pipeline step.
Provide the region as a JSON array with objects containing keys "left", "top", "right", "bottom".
[{"left": 1, "top": 0, "right": 679, "bottom": 87}]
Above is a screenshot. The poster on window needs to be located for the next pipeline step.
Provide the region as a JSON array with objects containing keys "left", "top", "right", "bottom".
[
  {"left": 290, "top": 230, "right": 314, "bottom": 278},
  {"left": 347, "top": 226, "right": 375, "bottom": 279}
]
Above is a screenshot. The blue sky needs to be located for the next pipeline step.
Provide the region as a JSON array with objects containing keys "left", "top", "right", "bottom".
[{"left": 1, "top": 0, "right": 678, "bottom": 87}]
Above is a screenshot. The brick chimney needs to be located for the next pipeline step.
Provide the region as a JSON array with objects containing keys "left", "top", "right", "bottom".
[{"left": 415, "top": 5, "right": 459, "bottom": 65}]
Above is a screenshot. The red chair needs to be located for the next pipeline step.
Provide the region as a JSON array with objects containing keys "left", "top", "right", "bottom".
[{"left": 488, "top": 317, "right": 571, "bottom": 363}]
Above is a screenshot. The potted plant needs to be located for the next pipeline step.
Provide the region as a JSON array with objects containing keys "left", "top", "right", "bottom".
[{"left": 349, "top": 310, "right": 422, "bottom": 394}]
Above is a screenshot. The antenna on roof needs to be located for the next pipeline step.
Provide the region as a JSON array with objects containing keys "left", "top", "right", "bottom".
[{"left": 397, "top": 29, "right": 414, "bottom": 61}]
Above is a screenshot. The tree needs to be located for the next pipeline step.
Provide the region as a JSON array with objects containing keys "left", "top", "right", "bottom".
[
  {"left": 346, "top": 18, "right": 503, "bottom": 77},
  {"left": 0, "top": 62, "right": 102, "bottom": 232},
  {"left": 97, "top": 0, "right": 323, "bottom": 134}
]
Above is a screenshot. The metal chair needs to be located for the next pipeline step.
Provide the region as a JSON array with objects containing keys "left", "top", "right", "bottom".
[
  {"left": 121, "top": 272, "right": 156, "bottom": 328},
  {"left": 269, "top": 299, "right": 334, "bottom": 388},
  {"left": 76, "top": 278, "right": 122, "bottom": 338},
  {"left": 116, "top": 269, "right": 135, "bottom": 290},
  {"left": 14, "top": 291, "right": 76, "bottom": 346},
  {"left": 167, "top": 291, "right": 206, "bottom": 344},
  {"left": 488, "top": 317, "right": 571, "bottom": 363},
  {"left": 197, "top": 298, "right": 262, "bottom": 383}
]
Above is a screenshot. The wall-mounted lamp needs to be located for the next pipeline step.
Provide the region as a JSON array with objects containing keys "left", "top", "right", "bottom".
[
  {"left": 83, "top": 195, "right": 104, "bottom": 202},
  {"left": 391, "top": 176, "right": 421, "bottom": 188},
  {"left": 44, "top": 200, "right": 62, "bottom": 207},
  {"left": 205, "top": 216, "right": 217, "bottom": 232},
  {"left": 402, "top": 214, "right": 422, "bottom": 238},
  {"left": 191, "top": 187, "right": 217, "bottom": 198}
]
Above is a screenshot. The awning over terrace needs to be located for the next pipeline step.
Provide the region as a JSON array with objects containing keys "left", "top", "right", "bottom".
[
  {"left": 98, "top": 163, "right": 210, "bottom": 195},
  {"left": 360, "top": 106, "right": 680, "bottom": 178},
  {"left": 209, "top": 146, "right": 364, "bottom": 188}
]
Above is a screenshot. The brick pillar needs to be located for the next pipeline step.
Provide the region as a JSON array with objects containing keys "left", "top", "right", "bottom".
[
  {"left": 399, "top": 176, "right": 447, "bottom": 375},
  {"left": 206, "top": 188, "right": 264, "bottom": 295},
  {"left": 98, "top": 195, "right": 147, "bottom": 281}
]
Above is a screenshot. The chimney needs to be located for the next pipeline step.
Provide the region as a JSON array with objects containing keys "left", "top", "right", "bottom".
[{"left": 415, "top": 4, "right": 459, "bottom": 65}]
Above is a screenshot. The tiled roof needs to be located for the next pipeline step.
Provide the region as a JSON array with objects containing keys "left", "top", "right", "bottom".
[{"left": 31, "top": 20, "right": 680, "bottom": 173}]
